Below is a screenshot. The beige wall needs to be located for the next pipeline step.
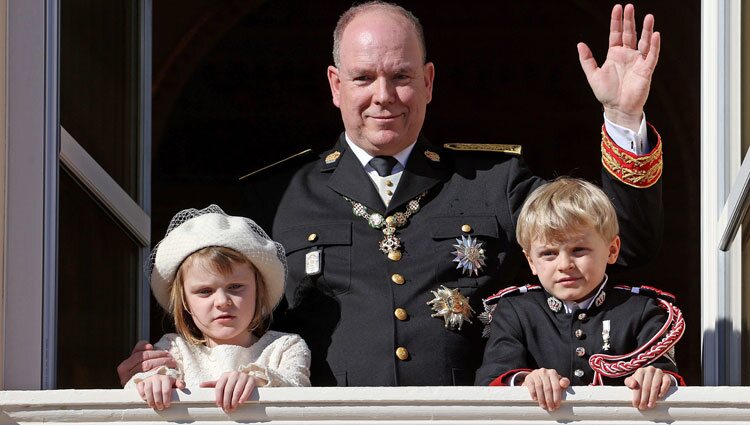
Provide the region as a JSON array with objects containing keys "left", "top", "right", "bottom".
[{"left": 0, "top": 0, "right": 8, "bottom": 389}]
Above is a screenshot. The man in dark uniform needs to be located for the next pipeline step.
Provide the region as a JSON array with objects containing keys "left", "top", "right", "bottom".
[
  {"left": 118, "top": 2, "right": 665, "bottom": 387},
  {"left": 271, "top": 2, "right": 664, "bottom": 386}
]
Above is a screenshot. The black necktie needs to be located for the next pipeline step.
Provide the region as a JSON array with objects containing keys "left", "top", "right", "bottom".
[{"left": 368, "top": 156, "right": 398, "bottom": 177}]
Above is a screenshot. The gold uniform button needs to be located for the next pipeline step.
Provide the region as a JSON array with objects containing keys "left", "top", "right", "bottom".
[
  {"left": 461, "top": 224, "right": 472, "bottom": 233},
  {"left": 307, "top": 233, "right": 318, "bottom": 242},
  {"left": 396, "top": 347, "right": 409, "bottom": 360},
  {"left": 394, "top": 308, "right": 408, "bottom": 321},
  {"left": 388, "top": 250, "right": 402, "bottom": 261},
  {"left": 574, "top": 329, "right": 585, "bottom": 339},
  {"left": 385, "top": 180, "right": 394, "bottom": 187},
  {"left": 391, "top": 274, "right": 405, "bottom": 285},
  {"left": 385, "top": 190, "right": 393, "bottom": 196}
]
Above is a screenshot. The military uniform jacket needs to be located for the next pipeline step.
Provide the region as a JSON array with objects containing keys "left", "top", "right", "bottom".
[
  {"left": 474, "top": 285, "right": 683, "bottom": 386},
  {"left": 271, "top": 131, "right": 663, "bottom": 387}
]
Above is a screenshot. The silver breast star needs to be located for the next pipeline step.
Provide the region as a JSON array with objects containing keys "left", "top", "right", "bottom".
[{"left": 452, "top": 235, "right": 487, "bottom": 276}]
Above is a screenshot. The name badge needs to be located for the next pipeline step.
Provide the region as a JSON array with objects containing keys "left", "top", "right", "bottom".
[{"left": 305, "top": 249, "right": 322, "bottom": 275}]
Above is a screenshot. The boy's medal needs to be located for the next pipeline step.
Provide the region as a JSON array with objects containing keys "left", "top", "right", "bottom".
[{"left": 602, "top": 320, "right": 611, "bottom": 351}]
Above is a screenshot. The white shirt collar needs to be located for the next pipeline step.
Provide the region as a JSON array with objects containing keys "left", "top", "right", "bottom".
[
  {"left": 562, "top": 274, "right": 609, "bottom": 314},
  {"left": 344, "top": 134, "right": 417, "bottom": 171}
]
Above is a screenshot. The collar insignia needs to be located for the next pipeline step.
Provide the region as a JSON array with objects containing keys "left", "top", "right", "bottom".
[
  {"left": 325, "top": 151, "right": 341, "bottom": 164},
  {"left": 547, "top": 296, "right": 562, "bottom": 312},
  {"left": 427, "top": 285, "right": 474, "bottom": 331},
  {"left": 594, "top": 291, "right": 606, "bottom": 307},
  {"left": 424, "top": 150, "right": 440, "bottom": 162}
]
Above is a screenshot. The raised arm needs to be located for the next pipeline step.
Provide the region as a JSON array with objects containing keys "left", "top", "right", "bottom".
[{"left": 578, "top": 4, "right": 660, "bottom": 132}]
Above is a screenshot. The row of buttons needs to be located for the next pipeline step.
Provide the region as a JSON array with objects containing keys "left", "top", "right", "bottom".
[
  {"left": 395, "top": 270, "right": 407, "bottom": 359},
  {"left": 574, "top": 317, "right": 587, "bottom": 373},
  {"left": 390, "top": 225, "right": 472, "bottom": 362}
]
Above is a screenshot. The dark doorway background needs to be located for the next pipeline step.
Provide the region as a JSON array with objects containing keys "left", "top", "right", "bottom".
[{"left": 152, "top": 0, "right": 701, "bottom": 384}]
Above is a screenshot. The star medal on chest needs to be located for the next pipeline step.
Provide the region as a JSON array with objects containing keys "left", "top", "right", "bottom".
[
  {"left": 427, "top": 285, "right": 475, "bottom": 331},
  {"left": 452, "top": 235, "right": 487, "bottom": 276},
  {"left": 344, "top": 192, "right": 427, "bottom": 260}
]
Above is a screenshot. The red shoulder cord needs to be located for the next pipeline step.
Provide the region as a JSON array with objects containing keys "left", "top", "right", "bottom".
[{"left": 588, "top": 286, "right": 685, "bottom": 386}]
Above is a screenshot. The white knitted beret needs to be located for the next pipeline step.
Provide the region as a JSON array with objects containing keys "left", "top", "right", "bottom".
[{"left": 149, "top": 205, "right": 286, "bottom": 311}]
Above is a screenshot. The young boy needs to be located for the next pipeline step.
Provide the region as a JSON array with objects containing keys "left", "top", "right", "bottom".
[{"left": 475, "top": 178, "right": 684, "bottom": 411}]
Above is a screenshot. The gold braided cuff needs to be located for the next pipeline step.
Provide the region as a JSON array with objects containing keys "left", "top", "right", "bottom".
[{"left": 601, "top": 123, "right": 663, "bottom": 188}]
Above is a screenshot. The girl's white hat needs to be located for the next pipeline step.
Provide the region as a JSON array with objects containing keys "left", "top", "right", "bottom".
[{"left": 148, "top": 205, "right": 287, "bottom": 311}]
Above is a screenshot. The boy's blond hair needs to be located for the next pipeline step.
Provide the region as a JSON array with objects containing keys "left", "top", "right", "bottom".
[
  {"left": 516, "top": 178, "right": 619, "bottom": 251},
  {"left": 169, "top": 246, "right": 271, "bottom": 345}
]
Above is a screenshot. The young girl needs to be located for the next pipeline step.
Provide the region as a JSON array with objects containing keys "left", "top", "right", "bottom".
[{"left": 126, "top": 205, "right": 310, "bottom": 411}]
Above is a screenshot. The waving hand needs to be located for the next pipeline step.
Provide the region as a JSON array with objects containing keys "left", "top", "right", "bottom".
[{"left": 578, "top": 4, "right": 660, "bottom": 132}]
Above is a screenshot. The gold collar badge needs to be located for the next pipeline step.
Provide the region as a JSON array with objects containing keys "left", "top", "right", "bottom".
[
  {"left": 325, "top": 151, "right": 341, "bottom": 164},
  {"left": 424, "top": 150, "right": 440, "bottom": 162},
  {"left": 427, "top": 285, "right": 474, "bottom": 331}
]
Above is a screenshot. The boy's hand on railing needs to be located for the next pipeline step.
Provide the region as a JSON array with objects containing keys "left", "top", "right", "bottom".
[
  {"left": 118, "top": 340, "right": 178, "bottom": 386},
  {"left": 200, "top": 371, "right": 258, "bottom": 413},
  {"left": 624, "top": 366, "right": 671, "bottom": 410},
  {"left": 136, "top": 374, "right": 177, "bottom": 411},
  {"left": 521, "top": 368, "right": 570, "bottom": 411}
]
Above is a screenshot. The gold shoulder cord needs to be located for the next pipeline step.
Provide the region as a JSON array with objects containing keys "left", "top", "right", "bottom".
[{"left": 442, "top": 143, "right": 522, "bottom": 155}]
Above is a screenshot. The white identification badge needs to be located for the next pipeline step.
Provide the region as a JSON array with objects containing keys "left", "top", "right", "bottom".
[{"left": 305, "top": 249, "right": 322, "bottom": 275}]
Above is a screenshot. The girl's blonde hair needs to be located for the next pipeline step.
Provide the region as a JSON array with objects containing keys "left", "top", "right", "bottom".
[
  {"left": 168, "top": 246, "right": 271, "bottom": 345},
  {"left": 516, "top": 178, "right": 619, "bottom": 251}
]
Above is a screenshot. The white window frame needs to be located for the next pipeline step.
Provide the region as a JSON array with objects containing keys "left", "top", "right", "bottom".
[
  {"left": 4, "top": 0, "right": 54, "bottom": 390},
  {"left": 703, "top": 0, "right": 744, "bottom": 385},
  {"left": 2, "top": 0, "right": 151, "bottom": 389}
]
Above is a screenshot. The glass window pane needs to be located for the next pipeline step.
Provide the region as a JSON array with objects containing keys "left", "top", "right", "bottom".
[
  {"left": 60, "top": 0, "right": 139, "bottom": 198},
  {"left": 56, "top": 169, "right": 139, "bottom": 389}
]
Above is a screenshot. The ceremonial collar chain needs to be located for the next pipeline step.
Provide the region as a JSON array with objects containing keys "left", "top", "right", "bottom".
[{"left": 343, "top": 192, "right": 427, "bottom": 260}]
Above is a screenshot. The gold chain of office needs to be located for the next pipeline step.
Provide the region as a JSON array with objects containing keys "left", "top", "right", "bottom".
[{"left": 343, "top": 191, "right": 427, "bottom": 261}]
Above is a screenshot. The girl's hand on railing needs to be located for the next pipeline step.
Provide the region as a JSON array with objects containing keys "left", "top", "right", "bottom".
[
  {"left": 201, "top": 371, "right": 258, "bottom": 413},
  {"left": 136, "top": 374, "right": 177, "bottom": 411}
]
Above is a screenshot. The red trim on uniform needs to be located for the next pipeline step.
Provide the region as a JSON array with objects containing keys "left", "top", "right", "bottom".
[
  {"left": 489, "top": 368, "right": 533, "bottom": 386},
  {"left": 613, "top": 284, "right": 677, "bottom": 303},
  {"left": 600, "top": 123, "right": 663, "bottom": 188},
  {"left": 664, "top": 370, "right": 686, "bottom": 387},
  {"left": 485, "top": 285, "right": 543, "bottom": 303},
  {"left": 639, "top": 285, "right": 677, "bottom": 301}
]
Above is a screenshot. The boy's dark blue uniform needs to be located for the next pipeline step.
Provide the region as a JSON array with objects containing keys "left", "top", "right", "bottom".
[
  {"left": 261, "top": 130, "right": 663, "bottom": 387},
  {"left": 475, "top": 284, "right": 684, "bottom": 386}
]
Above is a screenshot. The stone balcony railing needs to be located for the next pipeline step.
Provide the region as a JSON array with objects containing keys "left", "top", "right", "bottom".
[{"left": 1, "top": 386, "right": 749, "bottom": 424}]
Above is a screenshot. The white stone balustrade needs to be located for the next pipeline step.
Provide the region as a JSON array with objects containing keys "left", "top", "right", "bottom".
[{"left": 1, "top": 386, "right": 749, "bottom": 424}]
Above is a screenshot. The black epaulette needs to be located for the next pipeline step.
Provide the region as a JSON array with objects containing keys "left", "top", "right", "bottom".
[
  {"left": 612, "top": 284, "right": 677, "bottom": 304},
  {"left": 443, "top": 143, "right": 522, "bottom": 156},
  {"left": 479, "top": 284, "right": 542, "bottom": 337}
]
